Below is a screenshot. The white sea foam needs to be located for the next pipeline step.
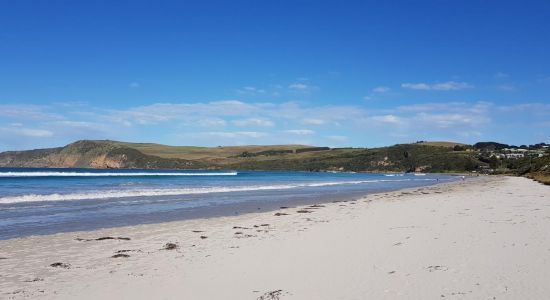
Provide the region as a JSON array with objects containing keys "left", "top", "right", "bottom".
[
  {"left": 0, "top": 179, "right": 429, "bottom": 204},
  {"left": 0, "top": 171, "right": 238, "bottom": 177}
]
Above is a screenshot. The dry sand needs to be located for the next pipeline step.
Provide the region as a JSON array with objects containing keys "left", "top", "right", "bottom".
[{"left": 1, "top": 176, "right": 549, "bottom": 299}]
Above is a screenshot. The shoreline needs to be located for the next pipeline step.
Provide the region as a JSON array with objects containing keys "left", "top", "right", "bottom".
[
  {"left": 1, "top": 175, "right": 468, "bottom": 242},
  {"left": 0, "top": 174, "right": 461, "bottom": 241},
  {"left": 1, "top": 176, "right": 549, "bottom": 299}
]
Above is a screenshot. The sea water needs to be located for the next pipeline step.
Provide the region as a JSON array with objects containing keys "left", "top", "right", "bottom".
[{"left": 0, "top": 168, "right": 456, "bottom": 240}]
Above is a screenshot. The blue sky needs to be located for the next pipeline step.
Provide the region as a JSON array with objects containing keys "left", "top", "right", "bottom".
[{"left": 1, "top": 0, "right": 549, "bottom": 151}]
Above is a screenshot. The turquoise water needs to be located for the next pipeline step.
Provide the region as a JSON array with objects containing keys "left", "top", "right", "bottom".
[{"left": 0, "top": 168, "right": 456, "bottom": 240}]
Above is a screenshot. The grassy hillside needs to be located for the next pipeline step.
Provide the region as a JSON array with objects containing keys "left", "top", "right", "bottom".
[
  {"left": 226, "top": 144, "right": 480, "bottom": 172},
  {"left": 416, "top": 141, "right": 469, "bottom": 148},
  {"left": 0, "top": 140, "right": 482, "bottom": 172},
  {"left": 111, "top": 141, "right": 310, "bottom": 161},
  {"left": 0, "top": 140, "right": 204, "bottom": 169},
  {"left": 2, "top": 140, "right": 548, "bottom": 183}
]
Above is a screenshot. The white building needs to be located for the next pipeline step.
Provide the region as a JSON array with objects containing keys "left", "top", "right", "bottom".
[{"left": 504, "top": 153, "right": 524, "bottom": 159}]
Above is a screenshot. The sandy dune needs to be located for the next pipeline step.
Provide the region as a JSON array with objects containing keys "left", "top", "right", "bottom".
[{"left": 1, "top": 176, "right": 549, "bottom": 299}]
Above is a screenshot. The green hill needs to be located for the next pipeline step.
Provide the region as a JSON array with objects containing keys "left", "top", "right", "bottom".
[
  {"left": 1, "top": 140, "right": 548, "bottom": 184},
  {"left": 0, "top": 140, "right": 203, "bottom": 169},
  {"left": 0, "top": 140, "right": 483, "bottom": 173}
]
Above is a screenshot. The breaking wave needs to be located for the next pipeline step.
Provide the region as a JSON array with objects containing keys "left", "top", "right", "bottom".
[
  {"left": 0, "top": 179, "right": 426, "bottom": 204},
  {"left": 0, "top": 171, "right": 238, "bottom": 177}
]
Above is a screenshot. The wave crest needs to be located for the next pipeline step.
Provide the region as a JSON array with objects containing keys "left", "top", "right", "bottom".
[
  {"left": 0, "top": 179, "right": 426, "bottom": 204},
  {"left": 0, "top": 171, "right": 238, "bottom": 177}
]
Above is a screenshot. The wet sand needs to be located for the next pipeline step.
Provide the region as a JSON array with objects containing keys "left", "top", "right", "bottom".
[{"left": 1, "top": 176, "right": 549, "bottom": 299}]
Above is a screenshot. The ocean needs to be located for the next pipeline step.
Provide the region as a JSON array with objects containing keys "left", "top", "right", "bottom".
[{"left": 0, "top": 168, "right": 457, "bottom": 240}]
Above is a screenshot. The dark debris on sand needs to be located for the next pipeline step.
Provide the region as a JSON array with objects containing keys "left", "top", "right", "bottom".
[
  {"left": 76, "top": 236, "right": 131, "bottom": 242},
  {"left": 257, "top": 289, "right": 285, "bottom": 300},
  {"left": 111, "top": 253, "right": 130, "bottom": 258},
  {"left": 233, "top": 226, "right": 250, "bottom": 229},
  {"left": 96, "top": 236, "right": 131, "bottom": 241},
  {"left": 50, "top": 262, "right": 70, "bottom": 269},
  {"left": 274, "top": 212, "right": 288, "bottom": 216},
  {"left": 163, "top": 243, "right": 179, "bottom": 250}
]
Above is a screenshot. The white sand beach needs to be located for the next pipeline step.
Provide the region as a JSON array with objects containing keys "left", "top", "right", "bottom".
[{"left": 1, "top": 176, "right": 549, "bottom": 299}]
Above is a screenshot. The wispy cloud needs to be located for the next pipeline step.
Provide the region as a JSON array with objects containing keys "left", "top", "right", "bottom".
[
  {"left": 325, "top": 135, "right": 348, "bottom": 142},
  {"left": 284, "top": 129, "right": 315, "bottom": 135},
  {"left": 401, "top": 81, "right": 473, "bottom": 91},
  {"left": 232, "top": 118, "right": 274, "bottom": 127},
  {"left": 204, "top": 131, "right": 267, "bottom": 139},
  {"left": 236, "top": 86, "right": 266, "bottom": 94},
  {"left": 496, "top": 84, "right": 517, "bottom": 91},
  {"left": 494, "top": 72, "right": 509, "bottom": 79},
  {"left": 0, "top": 98, "right": 546, "bottom": 150},
  {"left": 287, "top": 82, "right": 319, "bottom": 94},
  {"left": 370, "top": 114, "right": 403, "bottom": 125},
  {"left": 0, "top": 104, "right": 63, "bottom": 121},
  {"left": 1, "top": 127, "right": 54, "bottom": 138},
  {"left": 288, "top": 83, "right": 309, "bottom": 90},
  {"left": 196, "top": 118, "right": 227, "bottom": 128},
  {"left": 303, "top": 118, "right": 326, "bottom": 125},
  {"left": 498, "top": 103, "right": 550, "bottom": 114},
  {"left": 372, "top": 86, "right": 390, "bottom": 93}
]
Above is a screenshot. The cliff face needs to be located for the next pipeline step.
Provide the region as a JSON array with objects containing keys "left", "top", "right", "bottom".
[{"left": 0, "top": 140, "right": 203, "bottom": 169}]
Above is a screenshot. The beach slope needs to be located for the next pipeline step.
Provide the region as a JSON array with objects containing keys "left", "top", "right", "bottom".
[{"left": 1, "top": 176, "right": 549, "bottom": 299}]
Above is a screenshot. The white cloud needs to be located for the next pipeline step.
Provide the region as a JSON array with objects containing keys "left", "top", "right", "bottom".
[
  {"left": 414, "top": 112, "right": 487, "bottom": 128},
  {"left": 401, "top": 81, "right": 473, "bottom": 91},
  {"left": 129, "top": 82, "right": 140, "bottom": 88},
  {"left": 397, "top": 102, "right": 488, "bottom": 113},
  {"left": 372, "top": 86, "right": 390, "bottom": 93},
  {"left": 0, "top": 126, "right": 53, "bottom": 138},
  {"left": 370, "top": 114, "right": 403, "bottom": 125},
  {"left": 325, "top": 135, "right": 348, "bottom": 142},
  {"left": 1, "top": 98, "right": 546, "bottom": 150},
  {"left": 232, "top": 118, "right": 274, "bottom": 127},
  {"left": 237, "top": 86, "right": 266, "bottom": 94},
  {"left": 0, "top": 104, "right": 63, "bottom": 121},
  {"left": 303, "top": 118, "right": 326, "bottom": 125},
  {"left": 401, "top": 83, "right": 431, "bottom": 90},
  {"left": 205, "top": 131, "right": 267, "bottom": 139},
  {"left": 197, "top": 118, "right": 227, "bottom": 128},
  {"left": 106, "top": 100, "right": 261, "bottom": 125},
  {"left": 18, "top": 128, "right": 53, "bottom": 137},
  {"left": 287, "top": 82, "right": 319, "bottom": 94},
  {"left": 288, "top": 83, "right": 308, "bottom": 90},
  {"left": 498, "top": 103, "right": 550, "bottom": 114},
  {"left": 284, "top": 129, "right": 315, "bottom": 135},
  {"left": 52, "top": 121, "right": 97, "bottom": 128}
]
